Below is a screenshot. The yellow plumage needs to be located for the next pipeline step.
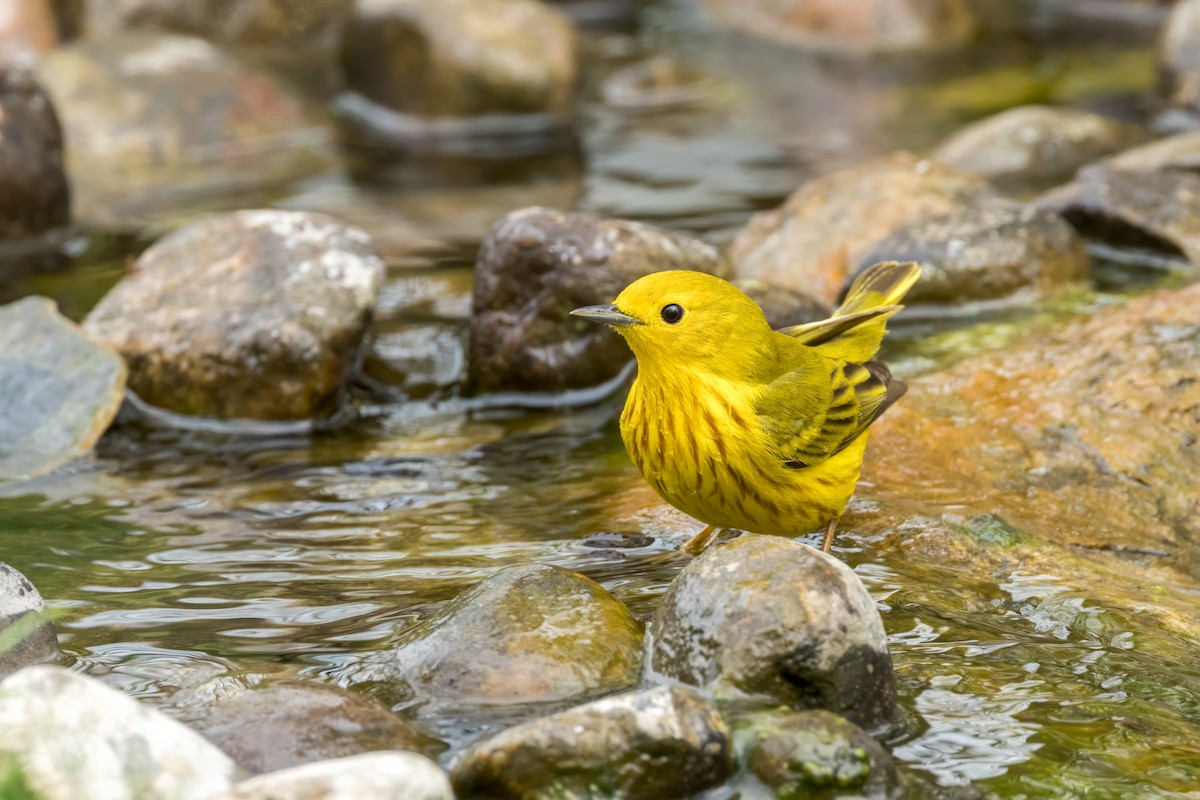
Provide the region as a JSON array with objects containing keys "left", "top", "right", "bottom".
[{"left": 571, "top": 261, "right": 920, "bottom": 553}]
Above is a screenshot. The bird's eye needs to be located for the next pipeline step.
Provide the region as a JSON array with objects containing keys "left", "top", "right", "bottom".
[{"left": 660, "top": 304, "right": 684, "bottom": 324}]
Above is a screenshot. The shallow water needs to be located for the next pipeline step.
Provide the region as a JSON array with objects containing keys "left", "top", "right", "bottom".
[{"left": 2, "top": 2, "right": 1197, "bottom": 797}]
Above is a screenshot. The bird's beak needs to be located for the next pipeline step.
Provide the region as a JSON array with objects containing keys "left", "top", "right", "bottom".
[{"left": 570, "top": 304, "right": 643, "bottom": 328}]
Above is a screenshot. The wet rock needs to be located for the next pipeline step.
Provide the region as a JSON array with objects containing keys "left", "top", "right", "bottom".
[
  {"left": 734, "top": 279, "right": 828, "bottom": 329},
  {"left": 1161, "top": 0, "right": 1200, "bottom": 117},
  {"left": 362, "top": 323, "right": 466, "bottom": 399},
  {"left": 738, "top": 709, "right": 901, "bottom": 800},
  {"left": 931, "top": 105, "right": 1151, "bottom": 190},
  {"left": 0, "top": 0, "right": 60, "bottom": 65},
  {"left": 84, "top": 0, "right": 353, "bottom": 93},
  {"left": 451, "top": 685, "right": 732, "bottom": 800},
  {"left": 1034, "top": 166, "right": 1200, "bottom": 268},
  {"left": 358, "top": 564, "right": 643, "bottom": 708},
  {"left": 222, "top": 752, "right": 452, "bottom": 800},
  {"left": 0, "top": 665, "right": 240, "bottom": 799},
  {"left": 854, "top": 201, "right": 1089, "bottom": 305},
  {"left": 730, "top": 152, "right": 1000, "bottom": 307},
  {"left": 341, "top": 0, "right": 578, "bottom": 123},
  {"left": 177, "top": 677, "right": 444, "bottom": 775},
  {"left": 0, "top": 564, "right": 60, "bottom": 680},
  {"left": 649, "top": 535, "right": 897, "bottom": 731},
  {"left": 84, "top": 211, "right": 383, "bottom": 420},
  {"left": 0, "top": 68, "right": 69, "bottom": 243},
  {"left": 469, "top": 207, "right": 730, "bottom": 394},
  {"left": 1101, "top": 131, "right": 1200, "bottom": 173},
  {"left": 36, "top": 33, "right": 333, "bottom": 230},
  {"left": 702, "top": 0, "right": 977, "bottom": 54},
  {"left": 0, "top": 297, "right": 125, "bottom": 480}
]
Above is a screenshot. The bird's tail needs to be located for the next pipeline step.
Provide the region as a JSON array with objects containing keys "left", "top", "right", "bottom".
[{"left": 776, "top": 261, "right": 921, "bottom": 363}]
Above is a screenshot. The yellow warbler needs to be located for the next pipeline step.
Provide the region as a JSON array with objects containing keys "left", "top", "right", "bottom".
[{"left": 571, "top": 261, "right": 920, "bottom": 554}]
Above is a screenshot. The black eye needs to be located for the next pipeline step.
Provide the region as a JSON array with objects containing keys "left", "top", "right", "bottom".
[{"left": 660, "top": 304, "right": 684, "bottom": 324}]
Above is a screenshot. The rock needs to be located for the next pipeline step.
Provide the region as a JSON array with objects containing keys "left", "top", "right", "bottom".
[
  {"left": 0, "top": 68, "right": 69, "bottom": 243},
  {"left": 739, "top": 709, "right": 901, "bottom": 800},
  {"left": 362, "top": 323, "right": 465, "bottom": 399},
  {"left": 176, "top": 678, "right": 444, "bottom": 775},
  {"left": 0, "top": 0, "right": 60, "bottom": 65},
  {"left": 733, "top": 279, "right": 828, "bottom": 329},
  {"left": 0, "top": 665, "right": 240, "bottom": 799},
  {"left": 730, "top": 152, "right": 1000, "bottom": 307},
  {"left": 469, "top": 207, "right": 730, "bottom": 394},
  {"left": 451, "top": 685, "right": 732, "bottom": 800},
  {"left": 36, "top": 34, "right": 333, "bottom": 231},
  {"left": 1161, "top": 0, "right": 1200, "bottom": 117},
  {"left": 1033, "top": 166, "right": 1200, "bottom": 268},
  {"left": 84, "top": 0, "right": 353, "bottom": 93},
  {"left": 221, "top": 752, "right": 452, "bottom": 800},
  {"left": 83, "top": 211, "right": 383, "bottom": 420},
  {"left": 0, "top": 297, "right": 125, "bottom": 480},
  {"left": 854, "top": 201, "right": 1089, "bottom": 305},
  {"left": 354, "top": 564, "right": 643, "bottom": 708},
  {"left": 649, "top": 535, "right": 897, "bottom": 731},
  {"left": 1101, "top": 131, "right": 1200, "bottom": 173},
  {"left": 930, "top": 105, "right": 1151, "bottom": 190},
  {"left": 702, "top": 0, "right": 977, "bottom": 54},
  {"left": 0, "top": 564, "right": 60, "bottom": 680},
  {"left": 341, "top": 0, "right": 578, "bottom": 124}
]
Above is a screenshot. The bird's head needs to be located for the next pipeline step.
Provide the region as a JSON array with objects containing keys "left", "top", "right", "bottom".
[{"left": 571, "top": 270, "right": 777, "bottom": 381}]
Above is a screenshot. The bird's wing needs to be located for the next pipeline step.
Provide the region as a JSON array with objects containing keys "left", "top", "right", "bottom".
[{"left": 755, "top": 360, "right": 906, "bottom": 469}]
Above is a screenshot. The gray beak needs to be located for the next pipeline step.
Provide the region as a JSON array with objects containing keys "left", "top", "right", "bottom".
[{"left": 570, "top": 304, "right": 643, "bottom": 328}]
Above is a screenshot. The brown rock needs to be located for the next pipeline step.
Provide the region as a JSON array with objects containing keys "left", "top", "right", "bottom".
[
  {"left": 0, "top": 0, "right": 59, "bottom": 64},
  {"left": 730, "top": 152, "right": 1000, "bottom": 306},
  {"left": 0, "top": 67, "right": 69, "bottom": 242}
]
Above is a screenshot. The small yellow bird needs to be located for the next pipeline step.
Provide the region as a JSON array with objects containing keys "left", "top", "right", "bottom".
[{"left": 571, "top": 261, "right": 920, "bottom": 554}]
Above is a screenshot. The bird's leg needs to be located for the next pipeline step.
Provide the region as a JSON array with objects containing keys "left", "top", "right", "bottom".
[
  {"left": 821, "top": 518, "right": 839, "bottom": 553},
  {"left": 681, "top": 525, "right": 718, "bottom": 556}
]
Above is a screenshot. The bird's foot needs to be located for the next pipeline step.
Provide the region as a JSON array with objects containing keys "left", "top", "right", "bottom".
[
  {"left": 681, "top": 525, "right": 718, "bottom": 556},
  {"left": 821, "top": 518, "right": 839, "bottom": 553}
]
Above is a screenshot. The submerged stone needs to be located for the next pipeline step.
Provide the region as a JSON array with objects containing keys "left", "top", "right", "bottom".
[
  {"left": 469, "top": 207, "right": 730, "bottom": 394},
  {"left": 222, "top": 752, "right": 452, "bottom": 800},
  {"left": 84, "top": 210, "right": 384, "bottom": 420},
  {"left": 0, "top": 563, "right": 60, "bottom": 680},
  {"left": 359, "top": 563, "right": 643, "bottom": 708},
  {"left": 451, "top": 685, "right": 732, "bottom": 800},
  {"left": 0, "top": 67, "right": 69, "bottom": 242},
  {"left": 649, "top": 535, "right": 897, "bottom": 731},
  {"left": 0, "top": 296, "right": 125, "bottom": 481}
]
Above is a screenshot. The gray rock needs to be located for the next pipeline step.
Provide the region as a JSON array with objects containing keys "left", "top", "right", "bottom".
[
  {"left": 36, "top": 33, "right": 333, "bottom": 230},
  {"left": 931, "top": 105, "right": 1151, "bottom": 190},
  {"left": 649, "top": 535, "right": 897, "bottom": 731},
  {"left": 734, "top": 279, "right": 828, "bottom": 330},
  {"left": 1100, "top": 131, "right": 1200, "bottom": 173},
  {"left": 362, "top": 323, "right": 466, "bottom": 400},
  {"left": 1034, "top": 166, "right": 1200, "bottom": 268},
  {"left": 701, "top": 0, "right": 977, "bottom": 54},
  {"left": 469, "top": 207, "right": 730, "bottom": 394},
  {"left": 0, "top": 564, "right": 60, "bottom": 680},
  {"left": 0, "top": 297, "right": 125, "bottom": 480},
  {"left": 84, "top": 210, "right": 383, "bottom": 420},
  {"left": 354, "top": 564, "right": 643, "bottom": 708},
  {"left": 451, "top": 685, "right": 732, "bottom": 800},
  {"left": 0, "top": 665, "right": 240, "bottom": 799},
  {"left": 221, "top": 752, "right": 452, "bottom": 800},
  {"left": 176, "top": 677, "right": 444, "bottom": 775},
  {"left": 854, "top": 201, "right": 1090, "bottom": 304},
  {"left": 341, "top": 0, "right": 578, "bottom": 120},
  {"left": 738, "top": 709, "right": 901, "bottom": 800},
  {"left": 1161, "top": 0, "right": 1200, "bottom": 117},
  {"left": 0, "top": 68, "right": 69, "bottom": 242},
  {"left": 730, "top": 152, "right": 1001, "bottom": 307}
]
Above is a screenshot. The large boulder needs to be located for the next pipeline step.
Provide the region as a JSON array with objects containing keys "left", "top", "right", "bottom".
[
  {"left": 0, "top": 564, "right": 60, "bottom": 680},
  {"left": 931, "top": 105, "right": 1151, "bottom": 190},
  {"left": 701, "top": 0, "right": 977, "bottom": 54},
  {"left": 469, "top": 207, "right": 730, "bottom": 394},
  {"left": 0, "top": 68, "right": 69, "bottom": 243},
  {"left": 36, "top": 34, "right": 333, "bottom": 230},
  {"left": 0, "top": 297, "right": 125, "bottom": 480},
  {"left": 84, "top": 211, "right": 384, "bottom": 420},
  {"left": 0, "top": 666, "right": 240, "bottom": 799},
  {"left": 729, "top": 152, "right": 1001, "bottom": 307},
  {"left": 649, "top": 535, "right": 897, "bottom": 731},
  {"left": 450, "top": 685, "right": 732, "bottom": 799},
  {"left": 854, "top": 201, "right": 1089, "bottom": 305},
  {"left": 176, "top": 678, "right": 444, "bottom": 774},
  {"left": 1161, "top": 0, "right": 1200, "bottom": 118},
  {"left": 351, "top": 564, "right": 643, "bottom": 708},
  {"left": 221, "top": 752, "right": 452, "bottom": 800}
]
